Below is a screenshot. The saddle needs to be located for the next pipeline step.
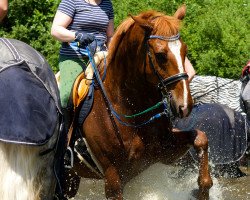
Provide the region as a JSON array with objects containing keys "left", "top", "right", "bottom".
[
  {"left": 55, "top": 51, "right": 108, "bottom": 110},
  {"left": 72, "top": 73, "right": 90, "bottom": 109},
  {"left": 55, "top": 71, "right": 89, "bottom": 110}
]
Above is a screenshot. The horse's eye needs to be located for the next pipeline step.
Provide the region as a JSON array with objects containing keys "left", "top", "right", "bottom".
[{"left": 155, "top": 52, "right": 168, "bottom": 62}]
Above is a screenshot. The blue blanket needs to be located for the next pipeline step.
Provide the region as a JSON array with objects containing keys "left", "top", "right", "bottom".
[
  {"left": 173, "top": 103, "right": 248, "bottom": 164},
  {"left": 0, "top": 38, "right": 60, "bottom": 145},
  {"left": 0, "top": 63, "right": 58, "bottom": 145}
]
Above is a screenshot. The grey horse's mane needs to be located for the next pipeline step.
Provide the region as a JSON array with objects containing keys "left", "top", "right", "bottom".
[{"left": 190, "top": 75, "right": 244, "bottom": 114}]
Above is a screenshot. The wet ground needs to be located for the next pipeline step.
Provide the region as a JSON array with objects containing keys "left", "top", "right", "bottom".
[
  {"left": 219, "top": 167, "right": 249, "bottom": 200},
  {"left": 70, "top": 163, "right": 249, "bottom": 200}
]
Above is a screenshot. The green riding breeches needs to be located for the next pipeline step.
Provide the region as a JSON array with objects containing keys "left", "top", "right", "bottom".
[{"left": 58, "top": 55, "right": 88, "bottom": 108}]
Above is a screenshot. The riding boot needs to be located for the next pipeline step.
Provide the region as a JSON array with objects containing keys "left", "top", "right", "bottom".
[
  {"left": 62, "top": 107, "right": 72, "bottom": 135},
  {"left": 62, "top": 107, "right": 74, "bottom": 169}
]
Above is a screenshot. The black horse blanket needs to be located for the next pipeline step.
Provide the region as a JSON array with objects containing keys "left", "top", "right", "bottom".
[
  {"left": 0, "top": 38, "right": 61, "bottom": 145},
  {"left": 173, "top": 103, "right": 248, "bottom": 164}
]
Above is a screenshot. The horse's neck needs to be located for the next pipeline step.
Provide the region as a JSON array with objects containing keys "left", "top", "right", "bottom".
[
  {"left": 104, "top": 64, "right": 159, "bottom": 113},
  {"left": 104, "top": 33, "right": 161, "bottom": 110}
]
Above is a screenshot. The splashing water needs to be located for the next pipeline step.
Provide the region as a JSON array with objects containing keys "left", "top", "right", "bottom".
[{"left": 71, "top": 163, "right": 224, "bottom": 200}]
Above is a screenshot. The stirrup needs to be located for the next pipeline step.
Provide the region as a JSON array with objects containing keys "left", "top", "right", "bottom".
[
  {"left": 74, "top": 137, "right": 87, "bottom": 156},
  {"left": 64, "top": 146, "right": 74, "bottom": 169}
]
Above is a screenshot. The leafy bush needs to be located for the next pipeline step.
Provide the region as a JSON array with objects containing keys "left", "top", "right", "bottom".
[
  {"left": 182, "top": 0, "right": 249, "bottom": 78},
  {"left": 113, "top": 0, "right": 249, "bottom": 79},
  {"left": 0, "top": 0, "right": 249, "bottom": 78},
  {"left": 0, "top": 0, "right": 61, "bottom": 72}
]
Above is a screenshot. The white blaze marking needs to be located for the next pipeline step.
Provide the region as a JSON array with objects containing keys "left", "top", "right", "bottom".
[{"left": 168, "top": 40, "right": 188, "bottom": 107}]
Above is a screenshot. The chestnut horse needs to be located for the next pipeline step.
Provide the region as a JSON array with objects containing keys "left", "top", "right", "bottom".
[{"left": 64, "top": 5, "right": 213, "bottom": 200}]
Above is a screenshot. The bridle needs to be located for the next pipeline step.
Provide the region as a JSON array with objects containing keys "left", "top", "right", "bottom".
[
  {"left": 85, "top": 32, "right": 190, "bottom": 150},
  {"left": 86, "top": 32, "right": 189, "bottom": 127},
  {"left": 146, "top": 33, "right": 189, "bottom": 92}
]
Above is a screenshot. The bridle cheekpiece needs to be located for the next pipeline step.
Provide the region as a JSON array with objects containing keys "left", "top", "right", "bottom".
[{"left": 146, "top": 33, "right": 188, "bottom": 91}]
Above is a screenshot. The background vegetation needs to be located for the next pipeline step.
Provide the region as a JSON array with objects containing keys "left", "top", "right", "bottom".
[{"left": 0, "top": 0, "right": 249, "bottom": 79}]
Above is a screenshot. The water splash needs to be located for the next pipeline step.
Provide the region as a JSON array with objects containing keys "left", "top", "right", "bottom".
[
  {"left": 73, "top": 162, "right": 224, "bottom": 200},
  {"left": 123, "top": 163, "right": 222, "bottom": 200}
]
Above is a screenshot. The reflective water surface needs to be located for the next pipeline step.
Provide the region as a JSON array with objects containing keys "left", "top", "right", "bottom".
[{"left": 71, "top": 163, "right": 250, "bottom": 200}]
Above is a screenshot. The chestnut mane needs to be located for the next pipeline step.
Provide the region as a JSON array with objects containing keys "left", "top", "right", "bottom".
[{"left": 107, "top": 10, "right": 182, "bottom": 64}]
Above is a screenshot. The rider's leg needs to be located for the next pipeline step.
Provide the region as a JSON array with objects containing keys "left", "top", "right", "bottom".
[
  {"left": 59, "top": 55, "right": 88, "bottom": 130},
  {"left": 58, "top": 56, "right": 87, "bottom": 198},
  {"left": 241, "top": 81, "right": 250, "bottom": 121},
  {"left": 244, "top": 100, "right": 250, "bottom": 121}
]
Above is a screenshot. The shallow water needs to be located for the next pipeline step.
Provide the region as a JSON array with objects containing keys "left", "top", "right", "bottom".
[{"left": 70, "top": 163, "right": 250, "bottom": 200}]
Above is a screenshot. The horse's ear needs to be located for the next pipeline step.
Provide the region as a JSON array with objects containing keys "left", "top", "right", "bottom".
[
  {"left": 174, "top": 4, "right": 186, "bottom": 20},
  {"left": 130, "top": 14, "right": 153, "bottom": 31}
]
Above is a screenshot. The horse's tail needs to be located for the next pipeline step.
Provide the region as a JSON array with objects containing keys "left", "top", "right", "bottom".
[
  {"left": 0, "top": 129, "right": 58, "bottom": 200},
  {"left": 0, "top": 142, "right": 42, "bottom": 199}
]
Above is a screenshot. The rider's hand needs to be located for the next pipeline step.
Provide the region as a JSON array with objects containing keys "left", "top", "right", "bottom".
[{"left": 75, "top": 31, "right": 95, "bottom": 47}]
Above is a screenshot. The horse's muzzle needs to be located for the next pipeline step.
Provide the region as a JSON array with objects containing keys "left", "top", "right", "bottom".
[{"left": 170, "top": 98, "right": 192, "bottom": 118}]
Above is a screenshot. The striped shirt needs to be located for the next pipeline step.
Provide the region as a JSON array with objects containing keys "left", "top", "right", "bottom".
[{"left": 58, "top": 0, "right": 114, "bottom": 57}]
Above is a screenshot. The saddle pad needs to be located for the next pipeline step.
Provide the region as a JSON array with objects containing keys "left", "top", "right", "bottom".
[
  {"left": 0, "top": 64, "right": 58, "bottom": 145},
  {"left": 77, "top": 84, "right": 94, "bottom": 126},
  {"left": 173, "top": 103, "right": 248, "bottom": 164}
]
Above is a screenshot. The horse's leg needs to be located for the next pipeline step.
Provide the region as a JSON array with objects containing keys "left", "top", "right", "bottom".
[
  {"left": 172, "top": 129, "right": 213, "bottom": 200},
  {"left": 193, "top": 129, "right": 213, "bottom": 200},
  {"left": 104, "top": 165, "right": 123, "bottom": 200}
]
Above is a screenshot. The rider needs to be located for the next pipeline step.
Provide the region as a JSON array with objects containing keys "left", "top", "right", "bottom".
[
  {"left": 241, "top": 60, "right": 250, "bottom": 121},
  {"left": 51, "top": 0, "right": 114, "bottom": 130}
]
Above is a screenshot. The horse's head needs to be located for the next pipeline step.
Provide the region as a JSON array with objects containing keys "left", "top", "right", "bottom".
[
  {"left": 107, "top": 5, "right": 193, "bottom": 118},
  {"left": 130, "top": 5, "right": 192, "bottom": 118}
]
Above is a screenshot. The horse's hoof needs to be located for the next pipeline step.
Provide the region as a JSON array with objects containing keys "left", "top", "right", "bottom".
[
  {"left": 190, "top": 189, "right": 209, "bottom": 200},
  {"left": 190, "top": 189, "right": 199, "bottom": 199}
]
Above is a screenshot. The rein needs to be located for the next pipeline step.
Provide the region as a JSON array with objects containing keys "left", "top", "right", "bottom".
[
  {"left": 87, "top": 32, "right": 187, "bottom": 128},
  {"left": 83, "top": 32, "right": 187, "bottom": 151},
  {"left": 87, "top": 47, "right": 169, "bottom": 128}
]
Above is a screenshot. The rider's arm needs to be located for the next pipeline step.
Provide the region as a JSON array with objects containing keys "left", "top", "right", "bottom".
[
  {"left": 106, "top": 19, "right": 114, "bottom": 47},
  {"left": 184, "top": 57, "right": 196, "bottom": 82},
  {"left": 51, "top": 11, "right": 75, "bottom": 42}
]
